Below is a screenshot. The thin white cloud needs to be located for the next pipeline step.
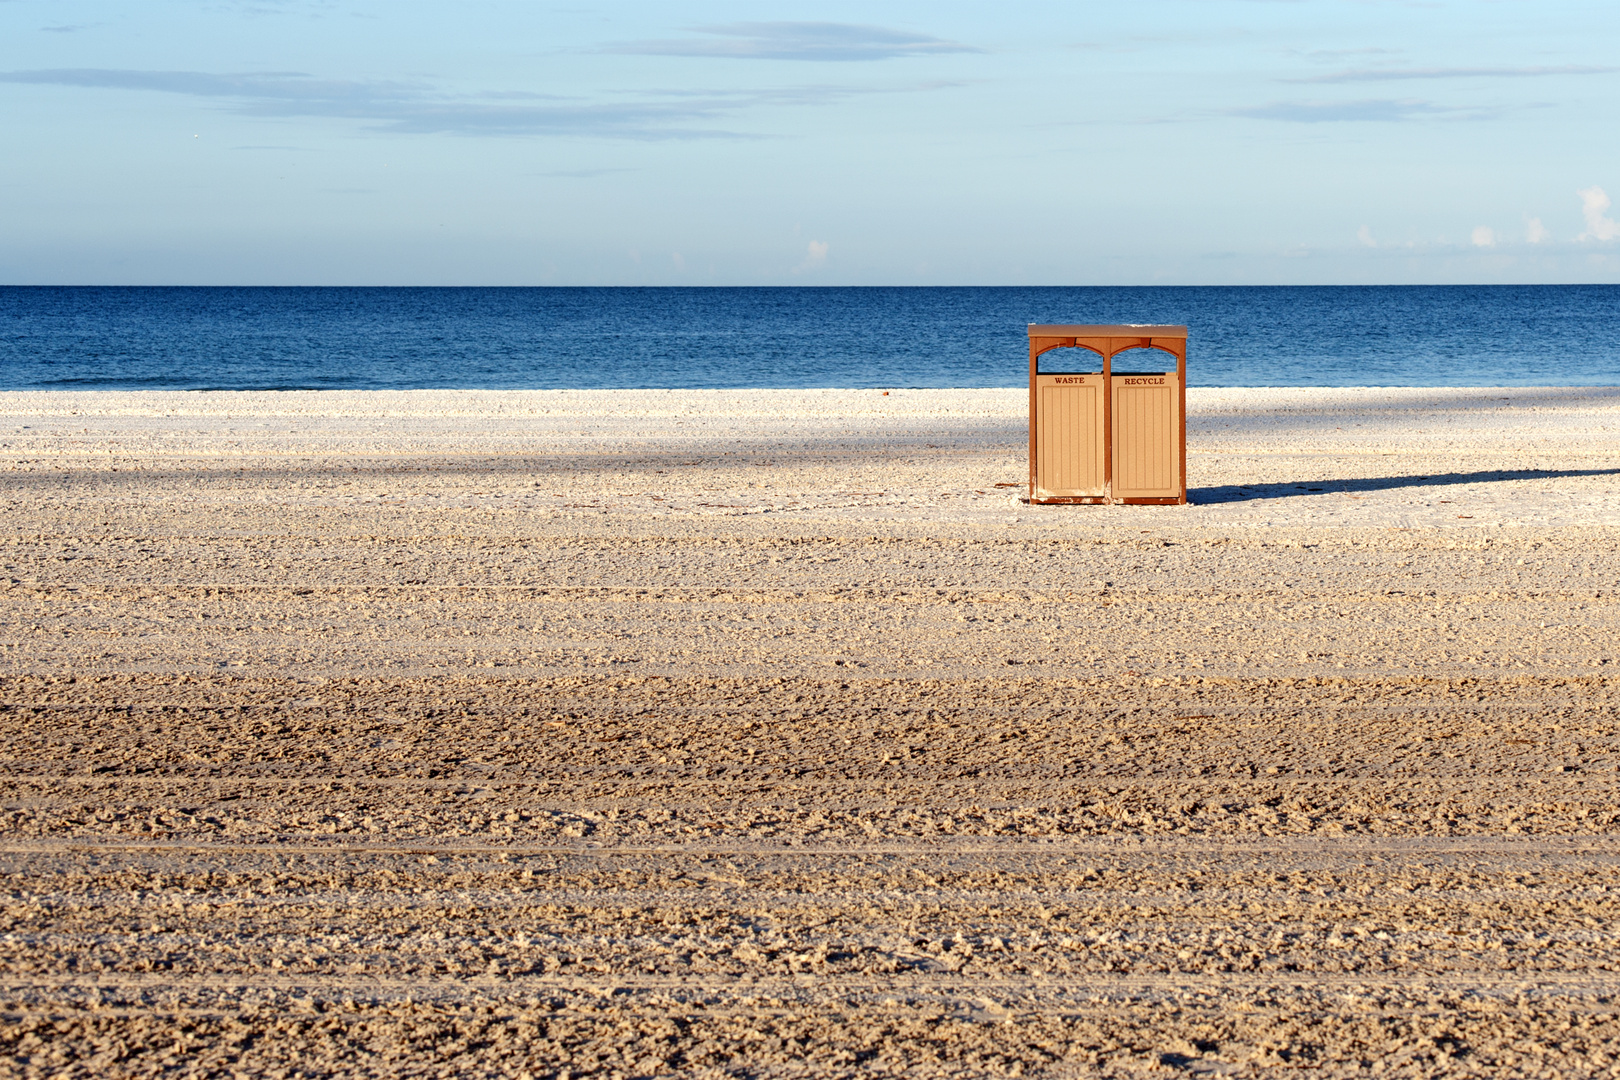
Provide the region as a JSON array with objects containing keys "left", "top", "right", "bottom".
[
  {"left": 1297, "top": 47, "right": 1404, "bottom": 62},
  {"left": 1288, "top": 64, "right": 1619, "bottom": 84},
  {"left": 611, "top": 22, "right": 982, "bottom": 62},
  {"left": 0, "top": 68, "right": 741, "bottom": 139},
  {"left": 1578, "top": 186, "right": 1620, "bottom": 241},
  {"left": 793, "top": 240, "right": 829, "bottom": 274},
  {"left": 1525, "top": 217, "right": 1550, "bottom": 244},
  {"left": 0, "top": 68, "right": 409, "bottom": 100},
  {"left": 641, "top": 80, "right": 970, "bottom": 108},
  {"left": 1357, "top": 225, "right": 1377, "bottom": 248},
  {"left": 1470, "top": 226, "right": 1496, "bottom": 248},
  {"left": 1229, "top": 99, "right": 1496, "bottom": 123},
  {"left": 534, "top": 167, "right": 635, "bottom": 179},
  {"left": 0, "top": 67, "right": 956, "bottom": 140}
]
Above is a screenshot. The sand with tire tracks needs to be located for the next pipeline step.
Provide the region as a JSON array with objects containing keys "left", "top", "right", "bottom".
[{"left": 2, "top": 387, "right": 1619, "bottom": 1077}]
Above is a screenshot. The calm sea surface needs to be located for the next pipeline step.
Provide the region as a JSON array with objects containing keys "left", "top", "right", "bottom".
[{"left": 1, "top": 285, "right": 1616, "bottom": 390}]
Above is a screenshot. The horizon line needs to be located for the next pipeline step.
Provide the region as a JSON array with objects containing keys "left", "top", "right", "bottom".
[{"left": 2, "top": 282, "right": 1614, "bottom": 290}]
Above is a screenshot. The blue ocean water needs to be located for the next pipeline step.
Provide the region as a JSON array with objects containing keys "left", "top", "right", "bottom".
[{"left": 0, "top": 285, "right": 1616, "bottom": 390}]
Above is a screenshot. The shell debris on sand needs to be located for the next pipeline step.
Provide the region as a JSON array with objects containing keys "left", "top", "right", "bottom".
[{"left": 2, "top": 387, "right": 1619, "bottom": 1077}]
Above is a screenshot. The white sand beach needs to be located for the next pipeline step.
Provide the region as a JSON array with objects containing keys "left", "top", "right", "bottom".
[
  {"left": 3, "top": 387, "right": 1619, "bottom": 1075},
  {"left": 5, "top": 385, "right": 1618, "bottom": 530}
]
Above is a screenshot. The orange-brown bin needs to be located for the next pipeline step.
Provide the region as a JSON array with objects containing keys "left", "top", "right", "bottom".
[{"left": 1027, "top": 324, "right": 1187, "bottom": 505}]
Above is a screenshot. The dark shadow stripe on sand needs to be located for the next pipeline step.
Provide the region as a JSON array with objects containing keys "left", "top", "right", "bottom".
[{"left": 1194, "top": 467, "right": 1620, "bottom": 503}]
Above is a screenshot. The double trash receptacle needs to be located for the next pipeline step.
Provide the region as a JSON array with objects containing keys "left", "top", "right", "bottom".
[{"left": 1028, "top": 323, "right": 1188, "bottom": 505}]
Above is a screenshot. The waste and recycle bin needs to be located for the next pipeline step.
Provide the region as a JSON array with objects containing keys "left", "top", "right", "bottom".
[{"left": 1027, "top": 324, "right": 1187, "bottom": 505}]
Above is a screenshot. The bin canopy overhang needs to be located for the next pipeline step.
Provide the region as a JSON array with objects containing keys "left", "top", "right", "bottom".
[{"left": 1028, "top": 324, "right": 1187, "bottom": 362}]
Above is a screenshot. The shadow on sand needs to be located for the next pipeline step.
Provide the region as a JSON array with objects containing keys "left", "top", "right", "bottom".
[{"left": 1192, "top": 467, "right": 1620, "bottom": 504}]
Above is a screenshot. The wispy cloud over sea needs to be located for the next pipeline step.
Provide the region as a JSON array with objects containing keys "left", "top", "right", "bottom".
[
  {"left": 1286, "top": 64, "right": 1619, "bottom": 84},
  {"left": 0, "top": 67, "right": 959, "bottom": 139},
  {"left": 1227, "top": 98, "right": 1500, "bottom": 122},
  {"left": 607, "top": 22, "right": 982, "bottom": 62}
]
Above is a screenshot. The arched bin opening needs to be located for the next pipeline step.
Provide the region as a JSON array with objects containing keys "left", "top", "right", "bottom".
[
  {"left": 1027, "top": 324, "right": 1187, "bottom": 506},
  {"left": 1108, "top": 343, "right": 1180, "bottom": 374},
  {"left": 1035, "top": 345, "right": 1105, "bottom": 374}
]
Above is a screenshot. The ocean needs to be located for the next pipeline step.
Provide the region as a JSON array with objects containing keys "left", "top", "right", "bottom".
[{"left": 1, "top": 285, "right": 1616, "bottom": 391}]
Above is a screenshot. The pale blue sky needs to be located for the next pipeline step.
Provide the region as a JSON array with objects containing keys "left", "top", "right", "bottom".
[{"left": 2, "top": 0, "right": 1617, "bottom": 285}]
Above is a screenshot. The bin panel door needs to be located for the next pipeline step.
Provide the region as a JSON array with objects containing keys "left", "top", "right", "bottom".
[
  {"left": 1035, "top": 374, "right": 1105, "bottom": 498},
  {"left": 1111, "top": 374, "right": 1182, "bottom": 500}
]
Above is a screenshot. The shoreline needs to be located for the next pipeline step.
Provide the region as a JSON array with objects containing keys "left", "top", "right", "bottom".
[{"left": 3, "top": 385, "right": 1616, "bottom": 424}]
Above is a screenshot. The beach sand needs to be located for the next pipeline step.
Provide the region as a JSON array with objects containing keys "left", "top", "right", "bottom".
[{"left": 2, "top": 387, "right": 1618, "bottom": 1077}]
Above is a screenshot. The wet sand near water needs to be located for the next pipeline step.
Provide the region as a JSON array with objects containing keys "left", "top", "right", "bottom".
[{"left": 2, "top": 387, "right": 1619, "bottom": 1077}]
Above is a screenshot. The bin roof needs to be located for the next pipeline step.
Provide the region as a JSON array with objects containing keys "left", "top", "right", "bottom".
[{"left": 1028, "top": 324, "right": 1186, "bottom": 337}]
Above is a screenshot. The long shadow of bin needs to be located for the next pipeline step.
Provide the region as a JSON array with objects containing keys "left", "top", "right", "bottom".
[{"left": 1192, "top": 467, "right": 1620, "bottom": 504}]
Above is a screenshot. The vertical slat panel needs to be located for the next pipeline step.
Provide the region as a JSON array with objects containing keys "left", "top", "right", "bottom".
[
  {"left": 1034, "top": 377, "right": 1104, "bottom": 497},
  {"left": 1111, "top": 376, "right": 1181, "bottom": 499}
]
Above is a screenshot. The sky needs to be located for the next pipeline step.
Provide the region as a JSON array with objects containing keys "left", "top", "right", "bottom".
[{"left": 1, "top": 0, "right": 1617, "bottom": 285}]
